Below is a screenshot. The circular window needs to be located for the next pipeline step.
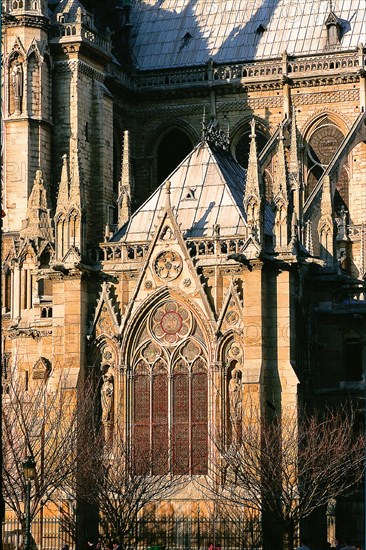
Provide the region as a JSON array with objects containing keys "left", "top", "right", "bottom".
[
  {"left": 154, "top": 250, "right": 183, "bottom": 281},
  {"left": 151, "top": 301, "right": 191, "bottom": 345}
]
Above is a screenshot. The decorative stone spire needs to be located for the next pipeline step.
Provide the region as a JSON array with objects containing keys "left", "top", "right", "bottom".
[
  {"left": 272, "top": 124, "right": 289, "bottom": 250},
  {"left": 273, "top": 124, "right": 287, "bottom": 196},
  {"left": 54, "top": 150, "right": 84, "bottom": 261},
  {"left": 20, "top": 169, "right": 53, "bottom": 242},
  {"left": 317, "top": 175, "right": 334, "bottom": 265},
  {"left": 305, "top": 220, "right": 314, "bottom": 256},
  {"left": 289, "top": 108, "right": 300, "bottom": 181},
  {"left": 289, "top": 108, "right": 302, "bottom": 231},
  {"left": 164, "top": 180, "right": 172, "bottom": 213},
  {"left": 244, "top": 119, "right": 263, "bottom": 243},
  {"left": 69, "top": 148, "right": 82, "bottom": 209},
  {"left": 56, "top": 154, "right": 70, "bottom": 212},
  {"left": 118, "top": 130, "right": 132, "bottom": 227}
]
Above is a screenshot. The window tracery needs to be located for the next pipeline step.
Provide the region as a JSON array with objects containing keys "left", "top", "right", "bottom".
[
  {"left": 131, "top": 301, "right": 208, "bottom": 475},
  {"left": 305, "top": 118, "right": 349, "bottom": 210}
]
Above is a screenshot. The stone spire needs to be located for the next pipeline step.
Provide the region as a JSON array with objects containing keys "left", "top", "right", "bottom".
[
  {"left": 273, "top": 124, "right": 287, "bottom": 196},
  {"left": 317, "top": 175, "right": 334, "bottom": 265},
  {"left": 289, "top": 108, "right": 299, "bottom": 178},
  {"left": 56, "top": 154, "right": 70, "bottom": 212},
  {"left": 272, "top": 124, "right": 289, "bottom": 250},
  {"left": 244, "top": 119, "right": 263, "bottom": 243},
  {"left": 305, "top": 219, "right": 314, "bottom": 256},
  {"left": 118, "top": 130, "right": 132, "bottom": 228},
  {"left": 69, "top": 148, "right": 82, "bottom": 209},
  {"left": 20, "top": 169, "right": 53, "bottom": 242},
  {"left": 54, "top": 150, "right": 84, "bottom": 261},
  {"left": 289, "top": 108, "right": 302, "bottom": 229}
]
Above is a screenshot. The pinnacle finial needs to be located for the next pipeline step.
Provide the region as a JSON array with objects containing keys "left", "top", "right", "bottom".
[
  {"left": 250, "top": 118, "right": 256, "bottom": 138},
  {"left": 35, "top": 168, "right": 43, "bottom": 182},
  {"left": 201, "top": 106, "right": 207, "bottom": 141}
]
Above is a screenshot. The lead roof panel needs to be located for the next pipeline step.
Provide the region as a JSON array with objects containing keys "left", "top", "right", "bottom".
[{"left": 130, "top": 0, "right": 366, "bottom": 70}]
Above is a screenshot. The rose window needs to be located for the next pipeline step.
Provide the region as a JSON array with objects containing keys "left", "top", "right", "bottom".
[
  {"left": 154, "top": 250, "right": 183, "bottom": 281},
  {"left": 151, "top": 301, "right": 191, "bottom": 344}
]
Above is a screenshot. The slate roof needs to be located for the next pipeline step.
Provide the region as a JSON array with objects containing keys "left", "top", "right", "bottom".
[
  {"left": 129, "top": 0, "right": 366, "bottom": 70},
  {"left": 112, "top": 140, "right": 274, "bottom": 243}
]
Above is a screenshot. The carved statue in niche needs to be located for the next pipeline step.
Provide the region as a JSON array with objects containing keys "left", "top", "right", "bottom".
[
  {"left": 228, "top": 367, "right": 242, "bottom": 444},
  {"left": 229, "top": 368, "right": 242, "bottom": 421},
  {"left": 11, "top": 58, "right": 23, "bottom": 115},
  {"left": 101, "top": 370, "right": 114, "bottom": 423}
]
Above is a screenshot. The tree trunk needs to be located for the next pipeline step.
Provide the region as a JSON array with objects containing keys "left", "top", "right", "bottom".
[{"left": 283, "top": 527, "right": 295, "bottom": 550}]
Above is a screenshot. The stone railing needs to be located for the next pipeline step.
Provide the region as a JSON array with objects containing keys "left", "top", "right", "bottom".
[
  {"left": 287, "top": 53, "right": 361, "bottom": 75},
  {"left": 132, "top": 49, "right": 364, "bottom": 91},
  {"left": 332, "top": 285, "right": 366, "bottom": 306},
  {"left": 101, "top": 241, "right": 150, "bottom": 263},
  {"left": 6, "top": 0, "right": 43, "bottom": 11},
  {"left": 50, "top": 21, "right": 112, "bottom": 55},
  {"left": 137, "top": 67, "right": 207, "bottom": 89},
  {"left": 186, "top": 237, "right": 247, "bottom": 258},
  {"left": 101, "top": 236, "right": 247, "bottom": 264}
]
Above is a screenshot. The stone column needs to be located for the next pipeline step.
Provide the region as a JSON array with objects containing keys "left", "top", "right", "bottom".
[
  {"left": 359, "top": 69, "right": 366, "bottom": 112},
  {"left": 13, "top": 264, "right": 21, "bottom": 319},
  {"left": 26, "top": 269, "right": 32, "bottom": 309},
  {"left": 282, "top": 77, "right": 291, "bottom": 119},
  {"left": 20, "top": 268, "right": 26, "bottom": 310}
]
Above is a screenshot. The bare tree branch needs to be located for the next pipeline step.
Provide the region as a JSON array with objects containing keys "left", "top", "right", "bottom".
[{"left": 203, "top": 403, "right": 364, "bottom": 550}]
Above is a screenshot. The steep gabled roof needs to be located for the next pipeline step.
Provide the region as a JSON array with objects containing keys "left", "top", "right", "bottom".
[
  {"left": 112, "top": 140, "right": 248, "bottom": 242},
  {"left": 112, "top": 139, "right": 274, "bottom": 243},
  {"left": 130, "top": 0, "right": 365, "bottom": 70}
]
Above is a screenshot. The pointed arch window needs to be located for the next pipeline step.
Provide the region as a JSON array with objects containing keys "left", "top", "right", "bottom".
[
  {"left": 131, "top": 306, "right": 208, "bottom": 476},
  {"left": 305, "top": 119, "right": 349, "bottom": 210}
]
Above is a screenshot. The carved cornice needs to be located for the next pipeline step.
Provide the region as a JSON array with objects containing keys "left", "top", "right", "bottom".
[
  {"left": 53, "top": 59, "right": 106, "bottom": 82},
  {"left": 7, "top": 327, "right": 52, "bottom": 340},
  {"left": 3, "top": 14, "right": 49, "bottom": 30}
]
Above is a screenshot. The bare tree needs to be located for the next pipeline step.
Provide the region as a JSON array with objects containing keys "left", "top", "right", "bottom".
[
  {"left": 205, "top": 404, "right": 364, "bottom": 550},
  {"left": 2, "top": 365, "right": 82, "bottom": 527},
  {"left": 76, "top": 420, "right": 183, "bottom": 545}
]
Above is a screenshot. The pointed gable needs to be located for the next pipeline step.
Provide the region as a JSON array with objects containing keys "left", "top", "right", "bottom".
[{"left": 91, "top": 282, "right": 121, "bottom": 339}]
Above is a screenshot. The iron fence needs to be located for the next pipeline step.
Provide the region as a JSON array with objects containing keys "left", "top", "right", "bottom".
[
  {"left": 2, "top": 517, "right": 74, "bottom": 550},
  {"left": 2, "top": 515, "right": 262, "bottom": 550}
]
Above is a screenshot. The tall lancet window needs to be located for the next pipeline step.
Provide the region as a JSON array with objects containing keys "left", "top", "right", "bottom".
[{"left": 131, "top": 300, "right": 208, "bottom": 475}]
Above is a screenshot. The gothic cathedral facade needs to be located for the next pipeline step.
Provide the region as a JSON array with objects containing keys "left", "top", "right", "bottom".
[{"left": 2, "top": 0, "right": 366, "bottom": 544}]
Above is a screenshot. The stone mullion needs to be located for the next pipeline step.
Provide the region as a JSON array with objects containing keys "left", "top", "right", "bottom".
[
  {"left": 13, "top": 264, "right": 21, "bottom": 319},
  {"left": 26, "top": 268, "right": 32, "bottom": 309},
  {"left": 20, "top": 267, "right": 26, "bottom": 311},
  {"left": 188, "top": 369, "right": 192, "bottom": 475},
  {"left": 168, "top": 369, "right": 173, "bottom": 474}
]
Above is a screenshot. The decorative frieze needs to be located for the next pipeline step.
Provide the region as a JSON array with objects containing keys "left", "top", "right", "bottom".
[
  {"left": 53, "top": 59, "right": 106, "bottom": 81},
  {"left": 293, "top": 89, "right": 359, "bottom": 105}
]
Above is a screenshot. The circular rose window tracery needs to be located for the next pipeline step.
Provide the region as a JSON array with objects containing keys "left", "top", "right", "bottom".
[
  {"left": 154, "top": 250, "right": 183, "bottom": 281},
  {"left": 151, "top": 301, "right": 191, "bottom": 345}
]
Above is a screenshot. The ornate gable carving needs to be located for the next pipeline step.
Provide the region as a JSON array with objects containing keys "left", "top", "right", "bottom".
[
  {"left": 90, "top": 282, "right": 121, "bottom": 339},
  {"left": 120, "top": 182, "right": 216, "bottom": 334},
  {"left": 217, "top": 279, "right": 244, "bottom": 334},
  {"left": 33, "top": 357, "right": 51, "bottom": 380}
]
